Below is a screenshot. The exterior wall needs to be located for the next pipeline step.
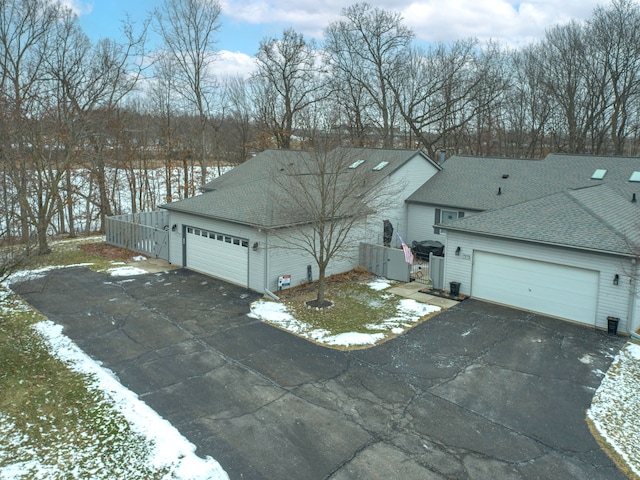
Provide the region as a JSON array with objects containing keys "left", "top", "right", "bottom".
[
  {"left": 365, "top": 154, "right": 440, "bottom": 247},
  {"left": 168, "top": 211, "right": 365, "bottom": 294},
  {"left": 166, "top": 211, "right": 267, "bottom": 291},
  {"left": 266, "top": 223, "right": 362, "bottom": 293},
  {"left": 443, "top": 231, "right": 635, "bottom": 333},
  {"left": 407, "top": 204, "right": 477, "bottom": 245}
]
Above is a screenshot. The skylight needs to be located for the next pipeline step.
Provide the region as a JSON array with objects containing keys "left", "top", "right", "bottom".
[
  {"left": 591, "top": 169, "right": 607, "bottom": 180},
  {"left": 630, "top": 171, "right": 640, "bottom": 182},
  {"left": 349, "top": 159, "right": 365, "bottom": 169},
  {"left": 372, "top": 161, "right": 389, "bottom": 171}
]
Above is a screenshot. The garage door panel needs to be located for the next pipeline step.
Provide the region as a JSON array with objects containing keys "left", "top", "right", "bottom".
[
  {"left": 185, "top": 227, "right": 248, "bottom": 287},
  {"left": 471, "top": 251, "right": 598, "bottom": 325}
]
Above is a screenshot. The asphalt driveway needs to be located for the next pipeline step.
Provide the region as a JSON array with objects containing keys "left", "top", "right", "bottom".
[{"left": 12, "top": 267, "right": 626, "bottom": 479}]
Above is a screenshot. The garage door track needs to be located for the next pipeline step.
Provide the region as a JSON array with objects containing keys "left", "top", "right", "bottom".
[{"left": 12, "top": 267, "right": 627, "bottom": 479}]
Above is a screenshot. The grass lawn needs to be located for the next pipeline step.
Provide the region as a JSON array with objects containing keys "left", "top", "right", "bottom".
[{"left": 250, "top": 269, "right": 442, "bottom": 349}]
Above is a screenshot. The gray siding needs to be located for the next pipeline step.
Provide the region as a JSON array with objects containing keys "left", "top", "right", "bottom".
[{"left": 444, "top": 231, "right": 636, "bottom": 333}]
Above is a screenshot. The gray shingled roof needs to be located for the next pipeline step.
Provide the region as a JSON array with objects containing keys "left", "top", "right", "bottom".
[
  {"left": 162, "top": 147, "right": 437, "bottom": 228},
  {"left": 443, "top": 184, "right": 640, "bottom": 256},
  {"left": 407, "top": 153, "right": 640, "bottom": 210}
]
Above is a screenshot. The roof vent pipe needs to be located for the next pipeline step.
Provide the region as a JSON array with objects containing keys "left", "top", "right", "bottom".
[
  {"left": 633, "top": 193, "right": 637, "bottom": 203},
  {"left": 498, "top": 187, "right": 502, "bottom": 195}
]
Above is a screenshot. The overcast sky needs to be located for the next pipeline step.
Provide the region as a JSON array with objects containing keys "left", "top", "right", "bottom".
[{"left": 67, "top": 0, "right": 609, "bottom": 77}]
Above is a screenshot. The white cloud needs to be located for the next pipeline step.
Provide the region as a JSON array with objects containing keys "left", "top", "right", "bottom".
[
  {"left": 216, "top": 50, "right": 257, "bottom": 78},
  {"left": 60, "top": 0, "right": 93, "bottom": 16},
  {"left": 221, "top": 0, "right": 605, "bottom": 47}
]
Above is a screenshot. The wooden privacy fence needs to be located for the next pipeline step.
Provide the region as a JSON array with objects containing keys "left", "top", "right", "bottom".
[{"left": 105, "top": 211, "right": 170, "bottom": 261}]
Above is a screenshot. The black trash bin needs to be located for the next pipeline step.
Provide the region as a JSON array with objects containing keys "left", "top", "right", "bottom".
[
  {"left": 450, "top": 281, "right": 461, "bottom": 297},
  {"left": 607, "top": 316, "right": 619, "bottom": 335}
]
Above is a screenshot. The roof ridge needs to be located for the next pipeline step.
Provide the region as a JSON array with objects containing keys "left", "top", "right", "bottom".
[{"left": 565, "top": 185, "right": 640, "bottom": 250}]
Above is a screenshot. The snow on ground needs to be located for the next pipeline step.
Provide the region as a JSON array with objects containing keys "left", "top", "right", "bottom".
[
  {"left": 28, "top": 321, "right": 229, "bottom": 480},
  {"left": 1, "top": 265, "right": 229, "bottom": 479},
  {"left": 588, "top": 342, "right": 640, "bottom": 477},
  {"left": 248, "top": 278, "right": 440, "bottom": 347},
  {"left": 107, "top": 265, "right": 149, "bottom": 276}
]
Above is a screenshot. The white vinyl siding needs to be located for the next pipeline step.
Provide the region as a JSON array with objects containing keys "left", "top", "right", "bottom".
[
  {"left": 443, "top": 231, "right": 633, "bottom": 333},
  {"left": 471, "top": 251, "right": 598, "bottom": 326}
]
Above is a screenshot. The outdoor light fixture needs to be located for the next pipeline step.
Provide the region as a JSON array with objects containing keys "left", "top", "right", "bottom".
[
  {"left": 252, "top": 242, "right": 259, "bottom": 251},
  {"left": 171, "top": 224, "right": 177, "bottom": 232},
  {"left": 614, "top": 274, "right": 619, "bottom": 285},
  {"left": 455, "top": 247, "right": 461, "bottom": 256}
]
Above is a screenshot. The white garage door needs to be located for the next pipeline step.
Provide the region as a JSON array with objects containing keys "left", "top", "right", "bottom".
[
  {"left": 471, "top": 251, "right": 598, "bottom": 325},
  {"left": 185, "top": 226, "right": 249, "bottom": 287}
]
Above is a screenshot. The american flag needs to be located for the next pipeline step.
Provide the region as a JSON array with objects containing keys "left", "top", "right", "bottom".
[{"left": 396, "top": 233, "right": 414, "bottom": 265}]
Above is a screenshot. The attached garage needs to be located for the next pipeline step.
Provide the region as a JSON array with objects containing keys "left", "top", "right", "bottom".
[
  {"left": 471, "top": 251, "right": 599, "bottom": 326},
  {"left": 185, "top": 226, "right": 249, "bottom": 287}
]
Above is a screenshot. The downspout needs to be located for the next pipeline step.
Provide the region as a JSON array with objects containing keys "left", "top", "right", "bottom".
[
  {"left": 629, "top": 258, "right": 639, "bottom": 339},
  {"left": 263, "top": 229, "right": 269, "bottom": 295}
]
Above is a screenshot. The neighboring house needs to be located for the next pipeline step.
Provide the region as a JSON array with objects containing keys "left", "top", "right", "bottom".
[
  {"left": 408, "top": 154, "right": 640, "bottom": 334},
  {"left": 160, "top": 148, "right": 440, "bottom": 293}
]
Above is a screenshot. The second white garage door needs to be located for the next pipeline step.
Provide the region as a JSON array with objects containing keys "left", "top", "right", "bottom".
[
  {"left": 185, "top": 226, "right": 249, "bottom": 287},
  {"left": 471, "top": 251, "right": 598, "bottom": 325}
]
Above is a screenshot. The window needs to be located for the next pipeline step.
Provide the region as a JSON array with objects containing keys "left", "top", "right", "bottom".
[
  {"left": 441, "top": 210, "right": 459, "bottom": 225},
  {"left": 349, "top": 159, "right": 365, "bottom": 169},
  {"left": 372, "top": 161, "right": 389, "bottom": 171},
  {"left": 630, "top": 171, "right": 640, "bottom": 182},
  {"left": 591, "top": 169, "right": 607, "bottom": 180},
  {"left": 434, "top": 209, "right": 465, "bottom": 234}
]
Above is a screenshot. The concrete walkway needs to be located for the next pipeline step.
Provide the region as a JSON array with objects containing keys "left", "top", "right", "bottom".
[{"left": 387, "top": 281, "right": 460, "bottom": 310}]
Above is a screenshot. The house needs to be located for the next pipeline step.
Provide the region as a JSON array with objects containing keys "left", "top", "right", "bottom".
[
  {"left": 160, "top": 148, "right": 440, "bottom": 293},
  {"left": 407, "top": 154, "right": 640, "bottom": 334}
]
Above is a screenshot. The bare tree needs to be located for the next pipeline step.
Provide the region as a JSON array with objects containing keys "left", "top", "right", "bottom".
[
  {"left": 155, "top": 0, "right": 221, "bottom": 185},
  {"left": 389, "top": 39, "right": 503, "bottom": 159},
  {"left": 223, "top": 75, "right": 255, "bottom": 163},
  {"left": 0, "top": 0, "right": 61, "bottom": 251},
  {"left": 325, "top": 3, "right": 413, "bottom": 148},
  {"left": 589, "top": 0, "right": 640, "bottom": 155},
  {"left": 252, "top": 28, "right": 326, "bottom": 149},
  {"left": 270, "top": 146, "right": 401, "bottom": 306}
]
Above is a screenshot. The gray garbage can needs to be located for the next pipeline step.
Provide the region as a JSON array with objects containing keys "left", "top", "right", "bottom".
[{"left": 450, "top": 281, "right": 461, "bottom": 297}]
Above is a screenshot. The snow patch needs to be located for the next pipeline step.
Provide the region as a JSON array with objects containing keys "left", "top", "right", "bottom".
[
  {"left": 31, "top": 320, "right": 229, "bottom": 480},
  {"left": 108, "top": 266, "right": 148, "bottom": 276}
]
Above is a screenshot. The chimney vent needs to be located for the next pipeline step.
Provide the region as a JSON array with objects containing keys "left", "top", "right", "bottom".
[
  {"left": 633, "top": 193, "right": 637, "bottom": 203},
  {"left": 498, "top": 187, "right": 502, "bottom": 195}
]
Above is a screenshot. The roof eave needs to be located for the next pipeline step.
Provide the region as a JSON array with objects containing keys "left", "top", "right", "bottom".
[{"left": 441, "top": 225, "right": 637, "bottom": 258}]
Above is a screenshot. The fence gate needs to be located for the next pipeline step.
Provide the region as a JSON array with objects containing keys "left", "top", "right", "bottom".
[
  {"left": 428, "top": 253, "right": 445, "bottom": 290},
  {"left": 359, "top": 243, "right": 410, "bottom": 282}
]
